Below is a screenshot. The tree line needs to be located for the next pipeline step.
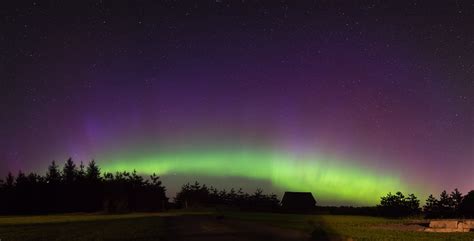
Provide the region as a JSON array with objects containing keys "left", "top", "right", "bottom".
[
  {"left": 0, "top": 159, "right": 279, "bottom": 214},
  {"left": 377, "top": 190, "right": 474, "bottom": 218},
  {"left": 174, "top": 181, "right": 280, "bottom": 211},
  {"left": 0, "top": 159, "right": 167, "bottom": 214},
  {"left": 423, "top": 189, "right": 474, "bottom": 218},
  {"left": 0, "top": 159, "right": 473, "bottom": 217}
]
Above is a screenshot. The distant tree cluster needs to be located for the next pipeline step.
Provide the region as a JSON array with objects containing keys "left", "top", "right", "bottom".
[
  {"left": 377, "top": 191, "right": 421, "bottom": 217},
  {"left": 378, "top": 189, "right": 474, "bottom": 218},
  {"left": 174, "top": 181, "right": 280, "bottom": 211},
  {"left": 423, "top": 189, "right": 474, "bottom": 218},
  {"left": 0, "top": 159, "right": 167, "bottom": 214}
]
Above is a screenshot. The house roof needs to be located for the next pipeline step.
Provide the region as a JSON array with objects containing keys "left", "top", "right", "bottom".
[{"left": 281, "top": 192, "right": 316, "bottom": 206}]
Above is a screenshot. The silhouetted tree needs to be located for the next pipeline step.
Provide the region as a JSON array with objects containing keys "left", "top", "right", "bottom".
[
  {"left": 423, "top": 194, "right": 439, "bottom": 218},
  {"left": 378, "top": 191, "right": 420, "bottom": 217},
  {"left": 439, "top": 190, "right": 451, "bottom": 207},
  {"left": 77, "top": 161, "right": 86, "bottom": 180},
  {"left": 46, "top": 161, "right": 61, "bottom": 184},
  {"left": 459, "top": 190, "right": 474, "bottom": 218},
  {"left": 2, "top": 173, "right": 15, "bottom": 214},
  {"left": 15, "top": 171, "right": 28, "bottom": 213},
  {"left": 450, "top": 188, "right": 463, "bottom": 215},
  {"left": 45, "top": 161, "right": 62, "bottom": 212},
  {"left": 63, "top": 158, "right": 77, "bottom": 183},
  {"left": 86, "top": 160, "right": 101, "bottom": 182},
  {"left": 405, "top": 194, "right": 421, "bottom": 213},
  {"left": 5, "top": 172, "right": 14, "bottom": 187},
  {"left": 437, "top": 190, "right": 454, "bottom": 218},
  {"left": 62, "top": 158, "right": 83, "bottom": 211},
  {"left": 146, "top": 173, "right": 167, "bottom": 210}
]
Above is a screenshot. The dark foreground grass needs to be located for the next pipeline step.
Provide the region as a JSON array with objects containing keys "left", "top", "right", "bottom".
[
  {"left": 0, "top": 214, "right": 166, "bottom": 241},
  {"left": 223, "top": 212, "right": 474, "bottom": 241},
  {"left": 0, "top": 212, "right": 473, "bottom": 241}
]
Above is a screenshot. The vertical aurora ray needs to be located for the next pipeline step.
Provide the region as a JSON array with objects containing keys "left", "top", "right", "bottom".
[{"left": 101, "top": 147, "right": 416, "bottom": 205}]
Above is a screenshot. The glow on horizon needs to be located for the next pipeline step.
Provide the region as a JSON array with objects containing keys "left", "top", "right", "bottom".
[{"left": 101, "top": 148, "right": 416, "bottom": 205}]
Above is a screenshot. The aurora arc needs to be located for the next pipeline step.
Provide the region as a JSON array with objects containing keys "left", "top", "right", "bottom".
[{"left": 101, "top": 148, "right": 414, "bottom": 205}]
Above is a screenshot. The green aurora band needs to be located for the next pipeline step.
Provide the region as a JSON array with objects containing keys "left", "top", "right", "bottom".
[{"left": 101, "top": 147, "right": 416, "bottom": 205}]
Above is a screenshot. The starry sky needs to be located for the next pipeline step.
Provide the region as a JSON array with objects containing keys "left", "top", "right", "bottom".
[{"left": 1, "top": 1, "right": 473, "bottom": 205}]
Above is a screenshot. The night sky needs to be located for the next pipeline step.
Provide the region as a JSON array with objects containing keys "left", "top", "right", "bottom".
[{"left": 1, "top": 1, "right": 473, "bottom": 205}]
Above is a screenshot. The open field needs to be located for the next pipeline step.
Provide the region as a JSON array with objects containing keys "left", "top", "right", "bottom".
[
  {"left": 0, "top": 212, "right": 473, "bottom": 241},
  {"left": 0, "top": 213, "right": 168, "bottom": 241},
  {"left": 223, "top": 212, "right": 474, "bottom": 241}
]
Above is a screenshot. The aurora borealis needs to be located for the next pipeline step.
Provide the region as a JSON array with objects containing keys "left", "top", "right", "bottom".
[
  {"left": 101, "top": 147, "right": 408, "bottom": 205},
  {"left": 1, "top": 1, "right": 473, "bottom": 205}
]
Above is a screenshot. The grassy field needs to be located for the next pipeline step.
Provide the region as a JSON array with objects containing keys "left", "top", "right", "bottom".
[
  {"left": 0, "top": 212, "right": 473, "bottom": 241},
  {"left": 222, "top": 212, "right": 474, "bottom": 241},
  {"left": 0, "top": 213, "right": 168, "bottom": 241}
]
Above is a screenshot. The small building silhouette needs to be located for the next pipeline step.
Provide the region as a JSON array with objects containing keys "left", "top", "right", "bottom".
[{"left": 281, "top": 192, "right": 316, "bottom": 213}]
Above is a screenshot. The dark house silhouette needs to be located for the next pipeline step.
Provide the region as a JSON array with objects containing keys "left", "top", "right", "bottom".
[{"left": 281, "top": 192, "right": 316, "bottom": 213}]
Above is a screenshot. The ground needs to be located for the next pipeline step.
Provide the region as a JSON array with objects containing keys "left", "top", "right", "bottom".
[{"left": 0, "top": 212, "right": 473, "bottom": 241}]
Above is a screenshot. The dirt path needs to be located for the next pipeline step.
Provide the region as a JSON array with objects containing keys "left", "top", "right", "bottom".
[{"left": 163, "top": 215, "right": 311, "bottom": 241}]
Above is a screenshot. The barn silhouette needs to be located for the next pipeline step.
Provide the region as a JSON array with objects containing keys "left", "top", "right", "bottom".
[{"left": 281, "top": 192, "right": 316, "bottom": 213}]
